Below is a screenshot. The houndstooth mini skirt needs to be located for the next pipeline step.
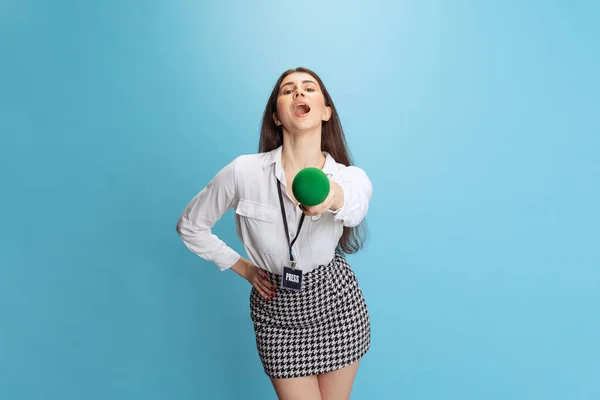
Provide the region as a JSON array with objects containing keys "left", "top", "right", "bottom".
[{"left": 249, "top": 252, "right": 371, "bottom": 379}]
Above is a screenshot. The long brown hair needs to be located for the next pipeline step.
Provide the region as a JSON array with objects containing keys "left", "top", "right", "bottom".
[{"left": 258, "top": 67, "right": 367, "bottom": 254}]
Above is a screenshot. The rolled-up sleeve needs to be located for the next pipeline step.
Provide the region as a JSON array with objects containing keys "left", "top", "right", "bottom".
[
  {"left": 328, "top": 166, "right": 373, "bottom": 227},
  {"left": 176, "top": 158, "right": 241, "bottom": 270}
]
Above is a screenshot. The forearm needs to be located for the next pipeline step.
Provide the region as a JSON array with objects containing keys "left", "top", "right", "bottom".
[
  {"left": 176, "top": 218, "right": 242, "bottom": 270},
  {"left": 329, "top": 181, "right": 344, "bottom": 211},
  {"left": 328, "top": 166, "right": 372, "bottom": 226},
  {"left": 230, "top": 257, "right": 251, "bottom": 280}
]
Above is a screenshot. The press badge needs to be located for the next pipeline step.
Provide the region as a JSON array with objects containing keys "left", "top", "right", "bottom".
[
  {"left": 281, "top": 265, "right": 302, "bottom": 291},
  {"left": 275, "top": 176, "right": 306, "bottom": 292}
]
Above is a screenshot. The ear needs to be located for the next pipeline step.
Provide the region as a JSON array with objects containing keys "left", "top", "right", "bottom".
[
  {"left": 273, "top": 112, "right": 281, "bottom": 126},
  {"left": 322, "top": 106, "right": 332, "bottom": 122}
]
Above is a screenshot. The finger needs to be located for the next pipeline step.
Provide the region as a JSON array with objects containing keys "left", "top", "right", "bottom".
[
  {"left": 254, "top": 276, "right": 275, "bottom": 297},
  {"left": 253, "top": 282, "right": 271, "bottom": 300},
  {"left": 260, "top": 272, "right": 275, "bottom": 290},
  {"left": 256, "top": 277, "right": 275, "bottom": 298},
  {"left": 301, "top": 205, "right": 318, "bottom": 216},
  {"left": 318, "top": 196, "right": 335, "bottom": 214},
  {"left": 259, "top": 271, "right": 276, "bottom": 292},
  {"left": 260, "top": 270, "right": 270, "bottom": 282},
  {"left": 306, "top": 192, "right": 335, "bottom": 214},
  {"left": 303, "top": 204, "right": 326, "bottom": 216}
]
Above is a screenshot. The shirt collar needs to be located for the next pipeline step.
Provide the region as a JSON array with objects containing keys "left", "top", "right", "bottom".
[{"left": 263, "top": 145, "right": 337, "bottom": 177}]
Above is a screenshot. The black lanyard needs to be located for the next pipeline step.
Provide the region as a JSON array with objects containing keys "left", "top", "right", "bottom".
[{"left": 276, "top": 177, "right": 305, "bottom": 268}]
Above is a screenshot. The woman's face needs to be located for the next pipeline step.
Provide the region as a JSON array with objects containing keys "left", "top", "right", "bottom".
[{"left": 274, "top": 72, "right": 332, "bottom": 133}]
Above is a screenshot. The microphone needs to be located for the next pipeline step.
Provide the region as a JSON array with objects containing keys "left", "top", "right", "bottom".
[{"left": 292, "top": 167, "right": 330, "bottom": 206}]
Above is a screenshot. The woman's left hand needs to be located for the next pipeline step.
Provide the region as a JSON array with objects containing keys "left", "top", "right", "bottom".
[{"left": 300, "top": 180, "right": 344, "bottom": 216}]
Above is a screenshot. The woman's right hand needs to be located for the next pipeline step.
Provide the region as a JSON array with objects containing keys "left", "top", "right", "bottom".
[{"left": 231, "top": 257, "right": 275, "bottom": 301}]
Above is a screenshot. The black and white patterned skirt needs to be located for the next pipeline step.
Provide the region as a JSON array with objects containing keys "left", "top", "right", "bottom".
[{"left": 249, "top": 253, "right": 371, "bottom": 379}]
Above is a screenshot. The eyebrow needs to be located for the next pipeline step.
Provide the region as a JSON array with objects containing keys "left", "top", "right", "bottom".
[{"left": 280, "top": 80, "right": 317, "bottom": 89}]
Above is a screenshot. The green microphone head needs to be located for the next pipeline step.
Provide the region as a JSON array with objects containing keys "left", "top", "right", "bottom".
[{"left": 292, "top": 167, "right": 330, "bottom": 207}]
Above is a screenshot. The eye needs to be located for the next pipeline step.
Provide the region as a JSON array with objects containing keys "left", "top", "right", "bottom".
[
  {"left": 283, "top": 89, "right": 293, "bottom": 95},
  {"left": 305, "top": 88, "right": 315, "bottom": 92}
]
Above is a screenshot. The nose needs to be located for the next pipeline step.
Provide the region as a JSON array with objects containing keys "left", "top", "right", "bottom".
[{"left": 293, "top": 89, "right": 305, "bottom": 99}]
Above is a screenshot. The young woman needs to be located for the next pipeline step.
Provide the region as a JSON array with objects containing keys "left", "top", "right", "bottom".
[{"left": 176, "top": 67, "right": 372, "bottom": 400}]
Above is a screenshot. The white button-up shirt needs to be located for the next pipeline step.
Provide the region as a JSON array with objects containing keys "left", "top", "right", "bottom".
[{"left": 176, "top": 145, "right": 372, "bottom": 275}]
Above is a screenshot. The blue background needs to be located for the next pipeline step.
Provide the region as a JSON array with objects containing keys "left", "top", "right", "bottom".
[{"left": 1, "top": 1, "right": 599, "bottom": 399}]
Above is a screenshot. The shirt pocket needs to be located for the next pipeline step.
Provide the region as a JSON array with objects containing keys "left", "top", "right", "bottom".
[{"left": 235, "top": 199, "right": 279, "bottom": 254}]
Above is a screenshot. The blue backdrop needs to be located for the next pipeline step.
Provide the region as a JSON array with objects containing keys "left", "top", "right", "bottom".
[{"left": 1, "top": 1, "right": 599, "bottom": 399}]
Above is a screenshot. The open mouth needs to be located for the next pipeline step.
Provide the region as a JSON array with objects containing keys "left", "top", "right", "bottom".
[{"left": 292, "top": 103, "right": 311, "bottom": 117}]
